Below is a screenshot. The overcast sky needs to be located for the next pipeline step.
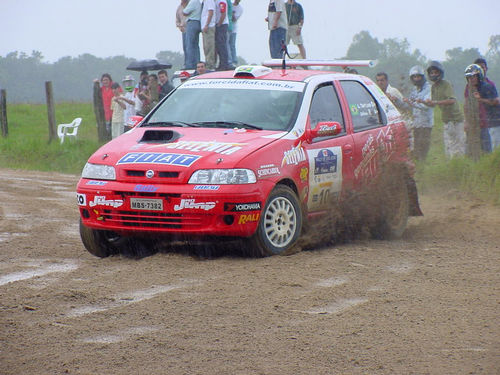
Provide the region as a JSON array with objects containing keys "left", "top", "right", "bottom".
[{"left": 2, "top": 0, "right": 499, "bottom": 64}]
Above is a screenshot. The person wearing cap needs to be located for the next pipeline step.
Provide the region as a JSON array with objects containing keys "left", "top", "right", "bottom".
[
  {"left": 402, "top": 66, "right": 434, "bottom": 161},
  {"left": 464, "top": 63, "right": 500, "bottom": 153},
  {"left": 420, "top": 61, "right": 465, "bottom": 158}
]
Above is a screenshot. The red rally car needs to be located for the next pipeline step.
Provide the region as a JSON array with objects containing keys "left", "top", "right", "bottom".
[{"left": 77, "top": 60, "right": 422, "bottom": 258}]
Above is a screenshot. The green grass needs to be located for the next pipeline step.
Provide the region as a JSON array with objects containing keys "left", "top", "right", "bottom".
[
  {"left": 1, "top": 102, "right": 499, "bottom": 204},
  {"left": 0, "top": 102, "right": 102, "bottom": 174}
]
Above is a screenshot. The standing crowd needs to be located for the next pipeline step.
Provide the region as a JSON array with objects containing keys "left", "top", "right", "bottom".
[
  {"left": 376, "top": 58, "right": 500, "bottom": 161},
  {"left": 95, "top": 0, "right": 499, "bottom": 160}
]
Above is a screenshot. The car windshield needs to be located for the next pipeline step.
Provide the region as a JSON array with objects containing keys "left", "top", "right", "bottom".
[{"left": 145, "top": 79, "right": 305, "bottom": 131}]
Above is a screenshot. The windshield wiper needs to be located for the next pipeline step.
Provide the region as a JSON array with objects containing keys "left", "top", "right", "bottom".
[
  {"left": 142, "top": 121, "right": 197, "bottom": 127},
  {"left": 192, "top": 121, "right": 263, "bottom": 130}
]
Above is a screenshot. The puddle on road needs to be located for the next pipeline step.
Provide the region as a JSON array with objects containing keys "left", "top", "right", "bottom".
[
  {"left": 0, "top": 259, "right": 79, "bottom": 286},
  {"left": 304, "top": 298, "right": 369, "bottom": 315},
  {"left": 315, "top": 277, "right": 349, "bottom": 288},
  {"left": 80, "top": 326, "right": 160, "bottom": 344},
  {"left": 65, "top": 280, "right": 201, "bottom": 318}
]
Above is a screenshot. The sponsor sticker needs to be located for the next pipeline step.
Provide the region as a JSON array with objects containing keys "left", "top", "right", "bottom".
[
  {"left": 224, "top": 202, "right": 262, "bottom": 212},
  {"left": 117, "top": 152, "right": 201, "bottom": 167},
  {"left": 89, "top": 196, "right": 124, "bottom": 208},
  {"left": 86, "top": 180, "right": 108, "bottom": 186},
  {"left": 163, "top": 140, "right": 246, "bottom": 155},
  {"left": 174, "top": 199, "right": 216, "bottom": 211},
  {"left": 257, "top": 164, "right": 280, "bottom": 178},
  {"left": 238, "top": 213, "right": 260, "bottom": 225},
  {"left": 134, "top": 184, "right": 158, "bottom": 193},
  {"left": 77, "top": 193, "right": 86, "bottom": 206},
  {"left": 194, "top": 185, "right": 220, "bottom": 190},
  {"left": 282, "top": 141, "right": 307, "bottom": 166},
  {"left": 314, "top": 149, "right": 338, "bottom": 175}
]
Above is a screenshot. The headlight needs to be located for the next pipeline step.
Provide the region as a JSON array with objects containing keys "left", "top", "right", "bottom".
[
  {"left": 81, "top": 163, "right": 116, "bottom": 180},
  {"left": 189, "top": 169, "right": 256, "bottom": 184}
]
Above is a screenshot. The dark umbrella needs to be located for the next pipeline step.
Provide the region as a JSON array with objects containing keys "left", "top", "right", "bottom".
[{"left": 126, "top": 59, "right": 172, "bottom": 71}]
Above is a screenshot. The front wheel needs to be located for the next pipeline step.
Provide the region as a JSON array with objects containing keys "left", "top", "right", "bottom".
[
  {"left": 247, "top": 185, "right": 302, "bottom": 257},
  {"left": 79, "top": 219, "right": 120, "bottom": 258}
]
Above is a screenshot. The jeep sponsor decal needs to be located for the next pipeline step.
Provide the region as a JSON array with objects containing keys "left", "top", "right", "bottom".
[
  {"left": 163, "top": 141, "right": 246, "bottom": 155},
  {"left": 89, "top": 195, "right": 124, "bottom": 208},
  {"left": 117, "top": 152, "right": 200, "bottom": 167},
  {"left": 174, "top": 199, "right": 216, "bottom": 211},
  {"left": 224, "top": 202, "right": 262, "bottom": 212},
  {"left": 257, "top": 164, "right": 280, "bottom": 178},
  {"left": 281, "top": 142, "right": 307, "bottom": 166},
  {"left": 238, "top": 213, "right": 260, "bottom": 225}
]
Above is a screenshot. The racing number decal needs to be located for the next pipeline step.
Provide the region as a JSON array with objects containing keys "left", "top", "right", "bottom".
[{"left": 306, "top": 147, "right": 343, "bottom": 210}]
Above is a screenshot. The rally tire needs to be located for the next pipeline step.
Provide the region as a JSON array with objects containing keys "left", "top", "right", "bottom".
[
  {"left": 79, "top": 219, "right": 120, "bottom": 258},
  {"left": 248, "top": 185, "right": 302, "bottom": 257}
]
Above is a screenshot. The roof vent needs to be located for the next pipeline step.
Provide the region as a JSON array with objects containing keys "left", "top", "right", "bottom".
[{"left": 233, "top": 65, "right": 273, "bottom": 78}]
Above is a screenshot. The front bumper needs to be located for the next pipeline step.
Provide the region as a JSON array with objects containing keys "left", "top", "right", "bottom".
[{"left": 77, "top": 179, "right": 271, "bottom": 237}]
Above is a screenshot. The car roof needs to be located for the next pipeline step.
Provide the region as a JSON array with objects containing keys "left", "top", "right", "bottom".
[{"left": 191, "top": 68, "right": 351, "bottom": 83}]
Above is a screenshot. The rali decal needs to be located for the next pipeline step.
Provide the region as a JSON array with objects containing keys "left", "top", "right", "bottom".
[
  {"left": 134, "top": 184, "right": 158, "bottom": 192},
  {"left": 164, "top": 141, "right": 246, "bottom": 155},
  {"left": 238, "top": 213, "right": 260, "bottom": 225}
]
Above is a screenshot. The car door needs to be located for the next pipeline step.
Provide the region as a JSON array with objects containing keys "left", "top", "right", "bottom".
[
  {"left": 303, "top": 82, "right": 354, "bottom": 212},
  {"left": 338, "top": 80, "right": 390, "bottom": 188}
]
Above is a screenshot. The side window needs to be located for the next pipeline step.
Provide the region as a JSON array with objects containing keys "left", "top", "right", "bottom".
[
  {"left": 340, "top": 81, "right": 386, "bottom": 132},
  {"left": 309, "top": 84, "right": 345, "bottom": 133}
]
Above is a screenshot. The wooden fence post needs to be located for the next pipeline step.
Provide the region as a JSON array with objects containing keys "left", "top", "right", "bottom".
[
  {"left": 93, "top": 81, "right": 108, "bottom": 142},
  {"left": 45, "top": 81, "right": 57, "bottom": 143},
  {"left": 465, "top": 85, "right": 481, "bottom": 161},
  {"left": 0, "top": 89, "right": 7, "bottom": 137}
]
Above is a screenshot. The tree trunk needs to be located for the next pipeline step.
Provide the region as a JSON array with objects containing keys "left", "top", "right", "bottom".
[
  {"left": 0, "top": 89, "right": 7, "bottom": 137},
  {"left": 45, "top": 81, "right": 56, "bottom": 143}
]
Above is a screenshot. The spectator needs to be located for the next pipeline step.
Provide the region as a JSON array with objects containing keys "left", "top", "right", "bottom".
[
  {"left": 215, "top": 0, "right": 231, "bottom": 70},
  {"left": 474, "top": 58, "right": 496, "bottom": 87},
  {"left": 266, "top": 0, "right": 287, "bottom": 59},
  {"left": 465, "top": 64, "right": 500, "bottom": 152},
  {"left": 158, "top": 70, "right": 174, "bottom": 100},
  {"left": 285, "top": 0, "right": 306, "bottom": 59},
  {"left": 95, "top": 73, "right": 115, "bottom": 135},
  {"left": 376, "top": 72, "right": 405, "bottom": 105},
  {"left": 201, "top": 0, "right": 217, "bottom": 70},
  {"left": 135, "top": 71, "right": 149, "bottom": 116},
  {"left": 121, "top": 75, "right": 137, "bottom": 128},
  {"left": 226, "top": 0, "right": 233, "bottom": 66},
  {"left": 421, "top": 60, "right": 465, "bottom": 158},
  {"left": 110, "top": 83, "right": 126, "bottom": 139},
  {"left": 194, "top": 61, "right": 212, "bottom": 76},
  {"left": 143, "top": 74, "right": 160, "bottom": 114},
  {"left": 229, "top": 0, "right": 243, "bottom": 66},
  {"left": 402, "top": 65, "right": 434, "bottom": 161},
  {"left": 183, "top": 0, "right": 202, "bottom": 70},
  {"left": 176, "top": 0, "right": 189, "bottom": 69}
]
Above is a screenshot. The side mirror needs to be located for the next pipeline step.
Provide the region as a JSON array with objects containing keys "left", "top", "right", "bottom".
[
  {"left": 309, "top": 121, "right": 342, "bottom": 140},
  {"left": 127, "top": 115, "right": 144, "bottom": 128}
]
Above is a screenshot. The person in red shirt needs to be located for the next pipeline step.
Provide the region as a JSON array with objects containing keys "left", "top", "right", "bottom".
[{"left": 97, "top": 73, "right": 115, "bottom": 135}]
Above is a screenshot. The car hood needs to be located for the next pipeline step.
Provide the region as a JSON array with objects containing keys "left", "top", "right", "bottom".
[{"left": 86, "top": 127, "right": 287, "bottom": 181}]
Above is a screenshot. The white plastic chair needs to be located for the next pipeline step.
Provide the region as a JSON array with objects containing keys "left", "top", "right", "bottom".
[{"left": 57, "top": 117, "right": 82, "bottom": 144}]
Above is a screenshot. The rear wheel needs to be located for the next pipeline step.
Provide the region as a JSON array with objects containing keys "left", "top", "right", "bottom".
[
  {"left": 370, "top": 174, "right": 409, "bottom": 240},
  {"left": 247, "top": 185, "right": 302, "bottom": 256}
]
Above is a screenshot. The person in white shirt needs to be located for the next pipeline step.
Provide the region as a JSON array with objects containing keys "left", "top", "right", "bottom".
[
  {"left": 229, "top": 0, "right": 243, "bottom": 66},
  {"left": 266, "top": 0, "right": 288, "bottom": 59}
]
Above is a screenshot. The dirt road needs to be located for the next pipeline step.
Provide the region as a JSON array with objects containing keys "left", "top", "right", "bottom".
[{"left": 0, "top": 168, "right": 499, "bottom": 374}]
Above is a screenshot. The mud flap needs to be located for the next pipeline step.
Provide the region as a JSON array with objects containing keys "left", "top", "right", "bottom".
[{"left": 407, "top": 178, "right": 423, "bottom": 216}]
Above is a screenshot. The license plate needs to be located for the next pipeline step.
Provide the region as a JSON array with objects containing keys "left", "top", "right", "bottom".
[{"left": 130, "top": 198, "right": 163, "bottom": 211}]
